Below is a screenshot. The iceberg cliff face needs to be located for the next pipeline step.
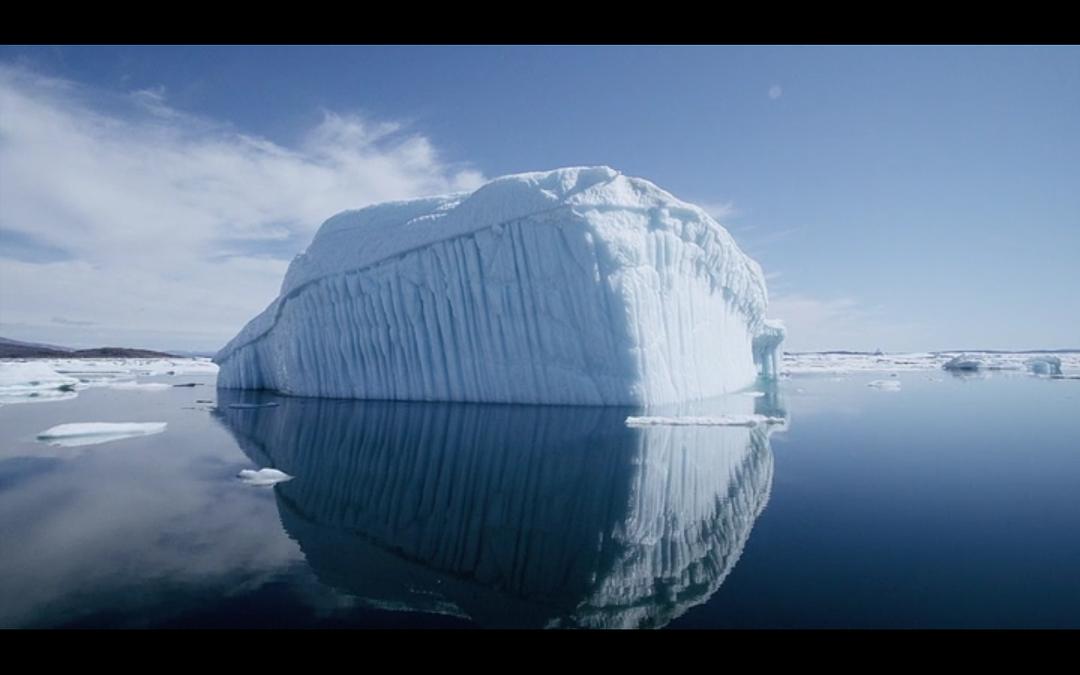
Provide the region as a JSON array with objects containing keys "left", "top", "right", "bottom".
[{"left": 215, "top": 166, "right": 782, "bottom": 405}]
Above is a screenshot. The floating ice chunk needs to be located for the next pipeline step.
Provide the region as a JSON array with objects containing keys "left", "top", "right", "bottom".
[
  {"left": 867, "top": 379, "right": 902, "bottom": 390},
  {"left": 36, "top": 422, "right": 167, "bottom": 447},
  {"left": 1026, "top": 356, "right": 1062, "bottom": 376},
  {"left": 0, "top": 362, "right": 81, "bottom": 405},
  {"left": 107, "top": 381, "right": 172, "bottom": 391},
  {"left": 238, "top": 468, "right": 293, "bottom": 486},
  {"left": 216, "top": 166, "right": 781, "bottom": 406},
  {"left": 49, "top": 358, "right": 218, "bottom": 377},
  {"left": 942, "top": 355, "right": 982, "bottom": 371},
  {"left": 625, "top": 414, "right": 786, "bottom": 427}
]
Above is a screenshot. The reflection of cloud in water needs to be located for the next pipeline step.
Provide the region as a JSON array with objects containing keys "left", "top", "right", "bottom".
[
  {"left": 0, "top": 424, "right": 306, "bottom": 627},
  {"left": 215, "top": 388, "right": 787, "bottom": 628}
]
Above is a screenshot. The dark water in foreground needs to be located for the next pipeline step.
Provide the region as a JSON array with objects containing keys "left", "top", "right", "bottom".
[{"left": 1, "top": 372, "right": 1078, "bottom": 628}]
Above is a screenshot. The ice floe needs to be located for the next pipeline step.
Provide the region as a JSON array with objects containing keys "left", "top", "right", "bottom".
[
  {"left": 0, "top": 362, "right": 80, "bottom": 405},
  {"left": 36, "top": 422, "right": 168, "bottom": 447},
  {"left": 0, "top": 358, "right": 217, "bottom": 404},
  {"left": 781, "top": 351, "right": 1080, "bottom": 376},
  {"left": 942, "top": 355, "right": 983, "bottom": 372},
  {"left": 227, "top": 402, "right": 280, "bottom": 410},
  {"left": 237, "top": 468, "right": 294, "bottom": 486},
  {"left": 867, "top": 380, "right": 902, "bottom": 391},
  {"left": 106, "top": 382, "right": 173, "bottom": 391},
  {"left": 625, "top": 414, "right": 786, "bottom": 427}
]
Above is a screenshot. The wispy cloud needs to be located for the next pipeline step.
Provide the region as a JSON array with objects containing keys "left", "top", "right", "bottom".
[
  {"left": 51, "top": 317, "right": 96, "bottom": 327},
  {"left": 0, "top": 65, "right": 485, "bottom": 351},
  {"left": 698, "top": 200, "right": 739, "bottom": 222},
  {"left": 767, "top": 293, "right": 929, "bottom": 352},
  {"left": 769, "top": 294, "right": 881, "bottom": 352},
  {"left": 768, "top": 84, "right": 783, "bottom": 100}
]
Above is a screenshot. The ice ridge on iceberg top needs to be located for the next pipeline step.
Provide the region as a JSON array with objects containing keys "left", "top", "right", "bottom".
[{"left": 215, "top": 166, "right": 784, "bottom": 405}]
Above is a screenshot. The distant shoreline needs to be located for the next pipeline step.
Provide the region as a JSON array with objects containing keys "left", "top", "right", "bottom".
[{"left": 0, "top": 345, "right": 179, "bottom": 359}]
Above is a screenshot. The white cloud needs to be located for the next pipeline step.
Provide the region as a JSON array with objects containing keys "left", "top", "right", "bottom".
[
  {"left": 0, "top": 65, "right": 485, "bottom": 351},
  {"left": 768, "top": 84, "right": 782, "bottom": 100}
]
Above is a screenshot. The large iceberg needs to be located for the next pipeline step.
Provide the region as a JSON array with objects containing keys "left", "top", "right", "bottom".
[{"left": 216, "top": 167, "right": 783, "bottom": 405}]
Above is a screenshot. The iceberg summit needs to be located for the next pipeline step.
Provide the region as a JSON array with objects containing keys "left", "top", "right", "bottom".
[{"left": 216, "top": 166, "right": 784, "bottom": 405}]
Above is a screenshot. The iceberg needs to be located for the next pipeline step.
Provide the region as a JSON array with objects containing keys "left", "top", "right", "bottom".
[{"left": 216, "top": 167, "right": 783, "bottom": 406}]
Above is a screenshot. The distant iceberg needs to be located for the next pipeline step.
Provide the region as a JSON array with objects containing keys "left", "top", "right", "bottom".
[
  {"left": 1025, "top": 356, "right": 1062, "bottom": 376},
  {"left": 943, "top": 355, "right": 983, "bottom": 372},
  {"left": 216, "top": 167, "right": 783, "bottom": 406}
]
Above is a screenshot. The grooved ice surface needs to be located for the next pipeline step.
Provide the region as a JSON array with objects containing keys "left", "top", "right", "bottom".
[{"left": 216, "top": 167, "right": 780, "bottom": 405}]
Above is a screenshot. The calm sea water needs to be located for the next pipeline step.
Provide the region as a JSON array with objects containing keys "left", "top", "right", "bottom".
[{"left": 1, "top": 371, "right": 1078, "bottom": 628}]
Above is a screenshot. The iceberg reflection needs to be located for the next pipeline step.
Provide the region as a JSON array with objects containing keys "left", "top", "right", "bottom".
[{"left": 214, "top": 388, "right": 786, "bottom": 628}]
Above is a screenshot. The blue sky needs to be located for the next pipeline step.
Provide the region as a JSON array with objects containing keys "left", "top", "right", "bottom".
[{"left": 1, "top": 45, "right": 1077, "bottom": 351}]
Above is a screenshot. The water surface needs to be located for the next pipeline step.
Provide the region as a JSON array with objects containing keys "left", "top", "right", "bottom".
[{"left": 1, "top": 370, "right": 1077, "bottom": 628}]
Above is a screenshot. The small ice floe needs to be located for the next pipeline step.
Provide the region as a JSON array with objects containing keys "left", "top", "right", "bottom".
[
  {"left": 867, "top": 379, "right": 902, "bottom": 390},
  {"left": 107, "top": 381, "right": 172, "bottom": 391},
  {"left": 227, "top": 402, "right": 280, "bottom": 410},
  {"left": 237, "top": 468, "right": 293, "bottom": 486},
  {"left": 625, "top": 414, "right": 786, "bottom": 428},
  {"left": 1025, "top": 356, "right": 1063, "bottom": 376},
  {"left": 943, "top": 355, "right": 982, "bottom": 372},
  {"left": 36, "top": 422, "right": 167, "bottom": 447}
]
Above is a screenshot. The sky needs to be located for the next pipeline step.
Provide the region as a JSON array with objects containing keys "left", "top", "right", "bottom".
[{"left": 1, "top": 45, "right": 1077, "bottom": 353}]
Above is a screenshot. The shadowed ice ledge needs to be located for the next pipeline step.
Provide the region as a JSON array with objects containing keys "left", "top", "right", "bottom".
[{"left": 213, "top": 386, "right": 787, "bottom": 628}]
